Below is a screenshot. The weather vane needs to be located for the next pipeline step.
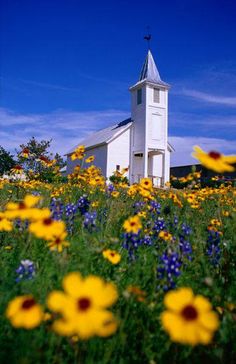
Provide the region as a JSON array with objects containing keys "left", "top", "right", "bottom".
[{"left": 144, "top": 26, "right": 151, "bottom": 49}]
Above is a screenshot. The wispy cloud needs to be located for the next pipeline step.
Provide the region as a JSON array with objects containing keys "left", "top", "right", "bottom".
[
  {"left": 19, "top": 79, "right": 82, "bottom": 92},
  {"left": 1, "top": 107, "right": 235, "bottom": 166},
  {"left": 0, "top": 107, "right": 129, "bottom": 154},
  {"left": 179, "top": 89, "right": 236, "bottom": 106}
]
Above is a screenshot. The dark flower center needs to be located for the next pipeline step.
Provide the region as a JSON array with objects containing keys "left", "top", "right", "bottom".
[
  {"left": 181, "top": 305, "right": 198, "bottom": 321},
  {"left": 54, "top": 238, "right": 61, "bottom": 245},
  {"left": 130, "top": 222, "right": 136, "bottom": 226},
  {"left": 21, "top": 298, "right": 36, "bottom": 310},
  {"left": 43, "top": 218, "right": 53, "bottom": 226},
  {"left": 15, "top": 165, "right": 22, "bottom": 170},
  {"left": 110, "top": 252, "right": 115, "bottom": 257},
  {"left": 208, "top": 151, "right": 221, "bottom": 160},
  {"left": 18, "top": 202, "right": 26, "bottom": 209},
  {"left": 77, "top": 297, "right": 91, "bottom": 311}
]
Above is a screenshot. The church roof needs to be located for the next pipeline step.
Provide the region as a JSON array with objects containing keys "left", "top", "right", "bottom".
[
  {"left": 66, "top": 118, "right": 132, "bottom": 155},
  {"left": 132, "top": 50, "right": 170, "bottom": 88},
  {"left": 67, "top": 116, "right": 174, "bottom": 155}
]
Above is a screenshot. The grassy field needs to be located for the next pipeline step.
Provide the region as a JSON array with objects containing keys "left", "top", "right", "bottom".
[{"left": 0, "top": 173, "right": 235, "bottom": 364}]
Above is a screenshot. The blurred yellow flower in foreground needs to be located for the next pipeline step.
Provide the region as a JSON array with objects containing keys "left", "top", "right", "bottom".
[
  {"left": 47, "top": 272, "right": 118, "bottom": 338},
  {"left": 6, "top": 295, "right": 43, "bottom": 329},
  {"left": 161, "top": 287, "right": 219, "bottom": 345},
  {"left": 0, "top": 212, "right": 13, "bottom": 231},
  {"left": 192, "top": 146, "right": 236, "bottom": 173},
  {"left": 29, "top": 217, "right": 66, "bottom": 240},
  {"left": 5, "top": 195, "right": 41, "bottom": 220}
]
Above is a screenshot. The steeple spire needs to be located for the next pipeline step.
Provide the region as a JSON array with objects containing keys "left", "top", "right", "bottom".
[{"left": 139, "top": 50, "right": 169, "bottom": 87}]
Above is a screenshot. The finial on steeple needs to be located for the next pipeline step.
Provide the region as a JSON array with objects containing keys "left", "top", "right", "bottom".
[{"left": 144, "top": 26, "right": 151, "bottom": 49}]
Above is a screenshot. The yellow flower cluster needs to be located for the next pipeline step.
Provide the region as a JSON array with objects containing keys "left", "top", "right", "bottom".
[
  {"left": 3, "top": 195, "right": 69, "bottom": 253},
  {"left": 70, "top": 145, "right": 85, "bottom": 161},
  {"left": 6, "top": 272, "right": 119, "bottom": 339}
]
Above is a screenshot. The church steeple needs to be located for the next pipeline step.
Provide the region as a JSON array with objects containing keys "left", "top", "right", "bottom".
[
  {"left": 138, "top": 50, "right": 169, "bottom": 87},
  {"left": 129, "top": 48, "right": 171, "bottom": 186}
]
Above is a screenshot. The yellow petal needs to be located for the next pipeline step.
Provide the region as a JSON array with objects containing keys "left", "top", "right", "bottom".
[
  {"left": 164, "top": 288, "right": 194, "bottom": 312},
  {"left": 83, "top": 276, "right": 118, "bottom": 308},
  {"left": 47, "top": 291, "right": 68, "bottom": 312},
  {"left": 199, "top": 311, "right": 219, "bottom": 331},
  {"left": 24, "top": 195, "right": 40, "bottom": 208},
  {"left": 62, "top": 272, "right": 83, "bottom": 297},
  {"left": 193, "top": 295, "right": 212, "bottom": 313}
]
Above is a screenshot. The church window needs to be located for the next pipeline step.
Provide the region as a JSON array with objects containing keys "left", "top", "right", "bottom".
[
  {"left": 153, "top": 88, "right": 160, "bottom": 103},
  {"left": 137, "top": 88, "right": 142, "bottom": 105}
]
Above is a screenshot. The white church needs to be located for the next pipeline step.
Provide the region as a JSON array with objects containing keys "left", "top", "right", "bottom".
[{"left": 66, "top": 49, "right": 174, "bottom": 187}]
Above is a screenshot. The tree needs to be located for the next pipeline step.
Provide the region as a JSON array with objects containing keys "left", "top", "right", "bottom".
[
  {"left": 0, "top": 146, "right": 16, "bottom": 175},
  {"left": 16, "top": 137, "right": 65, "bottom": 182},
  {"left": 16, "top": 137, "right": 52, "bottom": 171},
  {"left": 54, "top": 152, "right": 66, "bottom": 169}
]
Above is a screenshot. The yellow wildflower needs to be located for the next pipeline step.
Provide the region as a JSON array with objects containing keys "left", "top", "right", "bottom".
[
  {"left": 5, "top": 195, "right": 43, "bottom": 220},
  {"left": 85, "top": 155, "right": 95, "bottom": 163},
  {"left": 0, "top": 212, "right": 13, "bottom": 231},
  {"left": 111, "top": 191, "right": 120, "bottom": 198},
  {"left": 192, "top": 146, "right": 236, "bottom": 173},
  {"left": 159, "top": 231, "right": 173, "bottom": 242},
  {"left": 140, "top": 178, "right": 153, "bottom": 190},
  {"left": 29, "top": 217, "right": 66, "bottom": 240},
  {"left": 47, "top": 272, "right": 118, "bottom": 338},
  {"left": 71, "top": 145, "right": 85, "bottom": 161},
  {"left": 161, "top": 287, "right": 219, "bottom": 345},
  {"left": 103, "top": 249, "right": 121, "bottom": 265},
  {"left": 6, "top": 295, "right": 44, "bottom": 329},
  {"left": 123, "top": 215, "right": 142, "bottom": 234},
  {"left": 47, "top": 232, "right": 70, "bottom": 252}
]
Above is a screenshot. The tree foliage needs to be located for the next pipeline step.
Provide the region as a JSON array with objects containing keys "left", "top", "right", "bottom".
[{"left": 0, "top": 146, "right": 16, "bottom": 175}]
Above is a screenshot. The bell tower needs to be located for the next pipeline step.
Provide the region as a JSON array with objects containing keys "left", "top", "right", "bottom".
[{"left": 129, "top": 50, "right": 171, "bottom": 186}]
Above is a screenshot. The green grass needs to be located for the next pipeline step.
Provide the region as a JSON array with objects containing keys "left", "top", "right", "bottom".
[{"left": 0, "top": 181, "right": 235, "bottom": 364}]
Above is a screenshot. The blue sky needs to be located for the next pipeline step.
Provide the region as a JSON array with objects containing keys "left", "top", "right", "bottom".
[{"left": 0, "top": 0, "right": 236, "bottom": 165}]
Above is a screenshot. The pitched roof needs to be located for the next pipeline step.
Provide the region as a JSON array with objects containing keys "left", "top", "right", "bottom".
[
  {"left": 66, "top": 118, "right": 132, "bottom": 155},
  {"left": 136, "top": 50, "right": 169, "bottom": 88}
]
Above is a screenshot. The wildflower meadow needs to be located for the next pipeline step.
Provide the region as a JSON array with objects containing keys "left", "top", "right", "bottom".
[{"left": 0, "top": 145, "right": 236, "bottom": 364}]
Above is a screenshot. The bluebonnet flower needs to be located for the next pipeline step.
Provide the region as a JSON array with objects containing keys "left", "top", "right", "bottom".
[
  {"left": 50, "top": 198, "right": 64, "bottom": 220},
  {"left": 141, "top": 235, "right": 153, "bottom": 246},
  {"left": 150, "top": 200, "right": 161, "bottom": 214},
  {"left": 206, "top": 230, "right": 221, "bottom": 266},
  {"left": 181, "top": 223, "right": 192, "bottom": 236},
  {"left": 153, "top": 217, "right": 166, "bottom": 234},
  {"left": 31, "top": 191, "right": 41, "bottom": 196},
  {"left": 178, "top": 223, "right": 193, "bottom": 260},
  {"left": 107, "top": 184, "right": 115, "bottom": 194},
  {"left": 77, "top": 195, "right": 90, "bottom": 215},
  {"left": 15, "top": 260, "right": 35, "bottom": 283},
  {"left": 65, "top": 203, "right": 77, "bottom": 233},
  {"left": 179, "top": 235, "right": 192, "bottom": 260},
  {"left": 133, "top": 201, "right": 145, "bottom": 214},
  {"left": 122, "top": 232, "right": 143, "bottom": 260},
  {"left": 83, "top": 211, "right": 97, "bottom": 231},
  {"left": 157, "top": 251, "right": 182, "bottom": 291},
  {"left": 173, "top": 216, "right": 178, "bottom": 225}
]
